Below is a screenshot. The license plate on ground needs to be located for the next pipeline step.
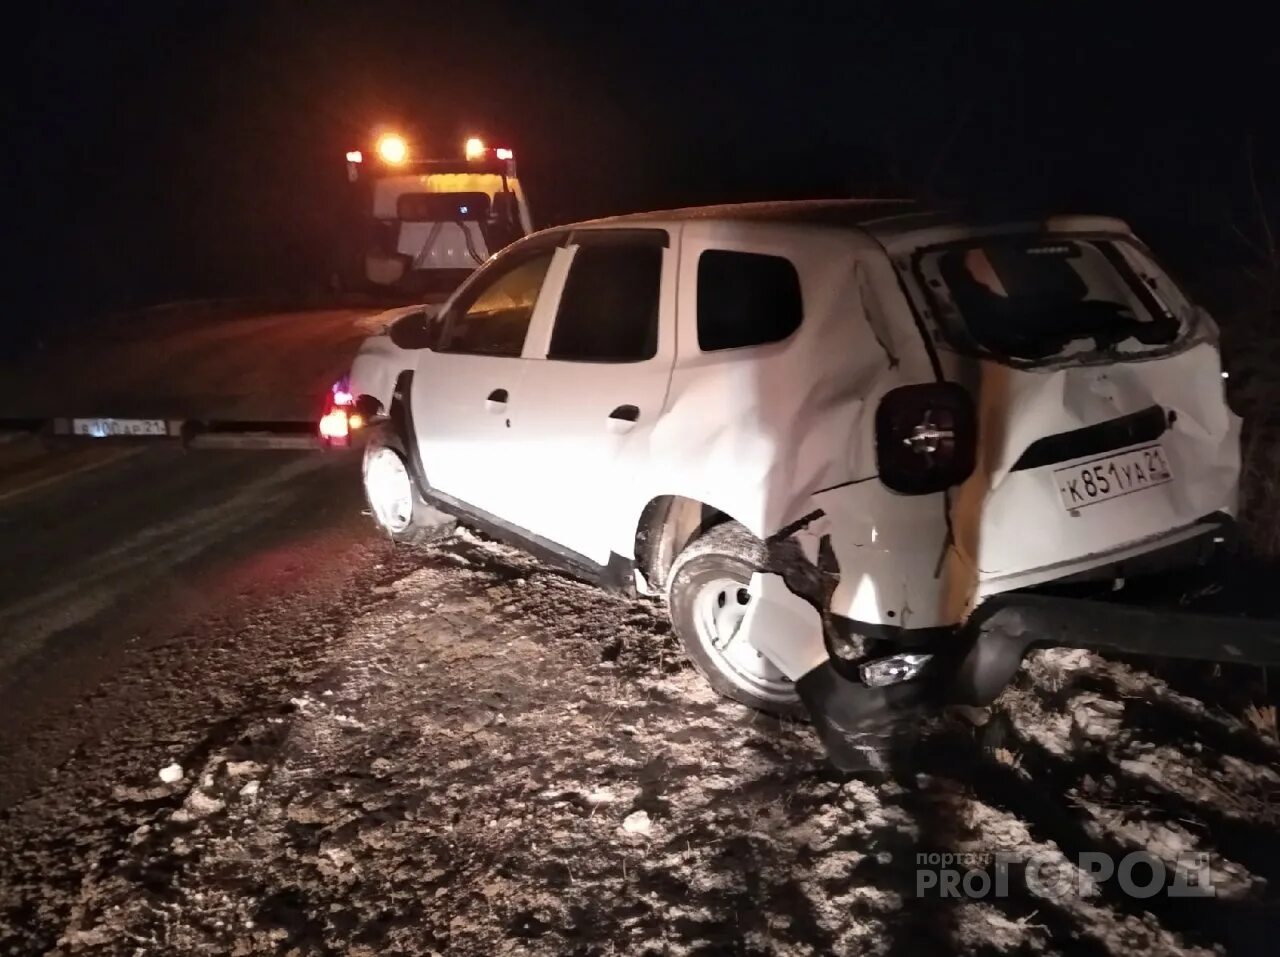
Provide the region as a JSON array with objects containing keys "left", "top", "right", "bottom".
[
  {"left": 72, "top": 418, "right": 168, "bottom": 438},
  {"left": 1055, "top": 444, "right": 1173, "bottom": 511}
]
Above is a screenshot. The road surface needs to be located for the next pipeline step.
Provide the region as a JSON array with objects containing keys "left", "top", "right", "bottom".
[
  {"left": 1, "top": 433, "right": 1279, "bottom": 955},
  {"left": 0, "top": 435, "right": 388, "bottom": 808}
]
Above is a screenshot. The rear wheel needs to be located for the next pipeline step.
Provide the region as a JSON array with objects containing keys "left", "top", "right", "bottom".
[
  {"left": 666, "top": 522, "right": 803, "bottom": 716},
  {"left": 361, "top": 426, "right": 454, "bottom": 545}
]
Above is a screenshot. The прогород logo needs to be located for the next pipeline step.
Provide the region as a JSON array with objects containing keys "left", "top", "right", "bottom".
[{"left": 915, "top": 851, "right": 1217, "bottom": 900}]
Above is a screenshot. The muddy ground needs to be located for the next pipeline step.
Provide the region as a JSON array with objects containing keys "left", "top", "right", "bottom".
[{"left": 2, "top": 529, "right": 1279, "bottom": 956}]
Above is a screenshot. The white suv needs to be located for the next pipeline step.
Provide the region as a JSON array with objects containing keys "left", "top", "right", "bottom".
[{"left": 346, "top": 199, "right": 1257, "bottom": 769}]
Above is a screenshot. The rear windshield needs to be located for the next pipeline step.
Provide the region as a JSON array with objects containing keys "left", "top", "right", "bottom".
[
  {"left": 396, "top": 192, "right": 491, "bottom": 222},
  {"left": 913, "top": 237, "right": 1192, "bottom": 363}
]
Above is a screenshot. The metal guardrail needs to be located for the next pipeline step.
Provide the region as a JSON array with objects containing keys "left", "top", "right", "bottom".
[{"left": 0, "top": 417, "right": 325, "bottom": 451}]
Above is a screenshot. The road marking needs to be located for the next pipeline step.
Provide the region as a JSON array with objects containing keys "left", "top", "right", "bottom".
[{"left": 0, "top": 447, "right": 146, "bottom": 506}]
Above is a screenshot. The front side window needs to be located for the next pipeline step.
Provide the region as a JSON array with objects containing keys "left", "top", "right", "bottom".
[
  {"left": 548, "top": 243, "right": 662, "bottom": 362},
  {"left": 914, "top": 237, "right": 1189, "bottom": 364},
  {"left": 697, "top": 250, "right": 803, "bottom": 352},
  {"left": 438, "top": 251, "right": 554, "bottom": 357}
]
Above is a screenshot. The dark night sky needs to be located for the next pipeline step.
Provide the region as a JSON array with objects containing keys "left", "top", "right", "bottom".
[{"left": 5, "top": 1, "right": 1278, "bottom": 341}]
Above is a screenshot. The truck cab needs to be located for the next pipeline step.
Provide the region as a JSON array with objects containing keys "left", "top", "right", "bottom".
[{"left": 344, "top": 135, "right": 533, "bottom": 292}]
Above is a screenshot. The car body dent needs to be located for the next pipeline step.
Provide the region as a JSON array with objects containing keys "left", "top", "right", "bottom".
[
  {"left": 738, "top": 571, "right": 829, "bottom": 681},
  {"left": 945, "top": 340, "right": 1240, "bottom": 580},
  {"left": 604, "top": 221, "right": 936, "bottom": 558}
]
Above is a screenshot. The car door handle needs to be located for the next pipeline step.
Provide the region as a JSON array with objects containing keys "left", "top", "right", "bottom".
[
  {"left": 607, "top": 404, "right": 640, "bottom": 434},
  {"left": 485, "top": 388, "right": 508, "bottom": 413}
]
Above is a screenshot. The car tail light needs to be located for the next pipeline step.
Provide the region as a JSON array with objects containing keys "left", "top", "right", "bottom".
[
  {"left": 319, "top": 409, "right": 349, "bottom": 444},
  {"left": 875, "top": 383, "right": 976, "bottom": 495},
  {"left": 319, "top": 378, "right": 360, "bottom": 448}
]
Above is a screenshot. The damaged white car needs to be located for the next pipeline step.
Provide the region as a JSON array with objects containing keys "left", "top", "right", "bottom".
[{"left": 340, "top": 199, "right": 1278, "bottom": 769}]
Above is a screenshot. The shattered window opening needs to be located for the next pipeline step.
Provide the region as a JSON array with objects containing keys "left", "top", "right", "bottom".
[{"left": 912, "top": 236, "right": 1194, "bottom": 365}]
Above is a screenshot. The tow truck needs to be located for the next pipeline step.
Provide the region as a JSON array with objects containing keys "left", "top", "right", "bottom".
[{"left": 342, "top": 133, "right": 534, "bottom": 292}]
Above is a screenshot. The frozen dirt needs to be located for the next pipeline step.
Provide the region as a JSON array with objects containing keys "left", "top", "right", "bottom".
[{"left": 2, "top": 529, "right": 1279, "bottom": 955}]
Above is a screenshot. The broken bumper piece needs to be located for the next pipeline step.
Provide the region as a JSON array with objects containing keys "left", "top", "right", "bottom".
[
  {"left": 952, "top": 592, "right": 1280, "bottom": 705},
  {"left": 739, "top": 572, "right": 931, "bottom": 772},
  {"left": 795, "top": 664, "right": 926, "bottom": 773}
]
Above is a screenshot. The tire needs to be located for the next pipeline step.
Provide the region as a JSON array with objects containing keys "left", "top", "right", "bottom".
[
  {"left": 666, "top": 522, "right": 805, "bottom": 717},
  {"left": 361, "top": 424, "right": 454, "bottom": 546}
]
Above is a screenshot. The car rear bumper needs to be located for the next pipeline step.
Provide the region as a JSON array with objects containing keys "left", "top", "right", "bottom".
[
  {"left": 822, "top": 513, "right": 1275, "bottom": 708},
  {"left": 950, "top": 590, "right": 1280, "bottom": 704},
  {"left": 825, "top": 512, "right": 1237, "bottom": 647},
  {"left": 801, "top": 575, "right": 1280, "bottom": 769},
  {"left": 974, "top": 512, "right": 1234, "bottom": 598}
]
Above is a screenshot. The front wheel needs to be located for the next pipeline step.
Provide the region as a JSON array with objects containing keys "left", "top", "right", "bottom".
[
  {"left": 361, "top": 426, "right": 454, "bottom": 546},
  {"left": 666, "top": 522, "right": 803, "bottom": 717}
]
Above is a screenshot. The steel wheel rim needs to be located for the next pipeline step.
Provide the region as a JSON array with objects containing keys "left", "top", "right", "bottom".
[
  {"left": 364, "top": 447, "right": 414, "bottom": 534},
  {"left": 691, "top": 574, "right": 796, "bottom": 703}
]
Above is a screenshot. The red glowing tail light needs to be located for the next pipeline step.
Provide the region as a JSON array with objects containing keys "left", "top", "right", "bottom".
[
  {"left": 875, "top": 383, "right": 977, "bottom": 495},
  {"left": 319, "top": 408, "right": 350, "bottom": 443},
  {"left": 319, "top": 378, "right": 360, "bottom": 447}
]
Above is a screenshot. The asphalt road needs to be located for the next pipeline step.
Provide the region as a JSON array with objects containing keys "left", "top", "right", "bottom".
[
  {"left": 0, "top": 436, "right": 387, "bottom": 810},
  {"left": 0, "top": 298, "right": 426, "bottom": 824}
]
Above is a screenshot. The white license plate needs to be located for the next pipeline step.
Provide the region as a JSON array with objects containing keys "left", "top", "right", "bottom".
[
  {"left": 1055, "top": 444, "right": 1173, "bottom": 511},
  {"left": 72, "top": 418, "right": 168, "bottom": 438}
]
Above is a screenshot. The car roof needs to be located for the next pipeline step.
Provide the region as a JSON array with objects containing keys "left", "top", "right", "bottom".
[
  {"left": 569, "top": 200, "right": 1131, "bottom": 246},
  {"left": 579, "top": 198, "right": 923, "bottom": 231}
]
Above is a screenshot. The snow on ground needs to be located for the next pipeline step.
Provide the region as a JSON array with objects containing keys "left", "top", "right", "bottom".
[{"left": 2, "top": 531, "right": 1279, "bottom": 955}]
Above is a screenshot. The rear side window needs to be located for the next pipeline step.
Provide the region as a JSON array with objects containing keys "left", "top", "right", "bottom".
[
  {"left": 548, "top": 244, "right": 662, "bottom": 362},
  {"left": 697, "top": 250, "right": 803, "bottom": 351}
]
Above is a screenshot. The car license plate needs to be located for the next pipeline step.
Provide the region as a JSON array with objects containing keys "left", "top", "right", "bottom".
[
  {"left": 1055, "top": 444, "right": 1173, "bottom": 511},
  {"left": 72, "top": 418, "right": 168, "bottom": 438}
]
